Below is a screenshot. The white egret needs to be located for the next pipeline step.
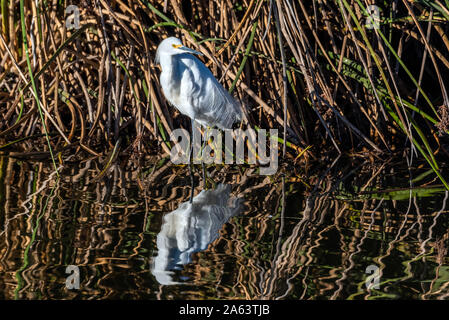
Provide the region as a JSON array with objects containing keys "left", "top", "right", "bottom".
[{"left": 155, "top": 37, "right": 242, "bottom": 130}]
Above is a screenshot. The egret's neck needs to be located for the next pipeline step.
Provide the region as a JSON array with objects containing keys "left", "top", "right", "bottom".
[{"left": 159, "top": 54, "right": 177, "bottom": 78}]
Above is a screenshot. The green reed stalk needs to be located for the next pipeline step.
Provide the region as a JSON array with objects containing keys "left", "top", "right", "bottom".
[{"left": 19, "top": 0, "right": 59, "bottom": 176}]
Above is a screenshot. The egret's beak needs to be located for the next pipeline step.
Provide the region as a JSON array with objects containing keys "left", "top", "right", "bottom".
[{"left": 178, "top": 45, "right": 203, "bottom": 56}]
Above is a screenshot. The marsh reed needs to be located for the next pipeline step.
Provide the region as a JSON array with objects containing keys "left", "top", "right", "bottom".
[{"left": 0, "top": 0, "right": 448, "bottom": 186}]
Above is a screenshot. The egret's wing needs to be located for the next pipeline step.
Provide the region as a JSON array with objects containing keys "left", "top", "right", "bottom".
[
  {"left": 203, "top": 75, "right": 242, "bottom": 129},
  {"left": 180, "top": 55, "right": 242, "bottom": 129}
]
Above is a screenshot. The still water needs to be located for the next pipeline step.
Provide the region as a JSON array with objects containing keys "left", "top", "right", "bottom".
[{"left": 0, "top": 155, "right": 448, "bottom": 299}]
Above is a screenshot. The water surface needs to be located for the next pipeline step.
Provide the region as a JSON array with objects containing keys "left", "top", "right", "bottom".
[{"left": 0, "top": 156, "right": 448, "bottom": 299}]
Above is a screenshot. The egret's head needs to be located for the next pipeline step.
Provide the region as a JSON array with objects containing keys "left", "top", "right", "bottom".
[{"left": 155, "top": 37, "right": 203, "bottom": 64}]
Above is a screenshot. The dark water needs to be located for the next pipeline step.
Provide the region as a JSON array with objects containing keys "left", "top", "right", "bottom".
[{"left": 0, "top": 155, "right": 448, "bottom": 299}]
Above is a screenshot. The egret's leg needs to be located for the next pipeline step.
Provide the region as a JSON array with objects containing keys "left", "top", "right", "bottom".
[
  {"left": 189, "top": 120, "right": 195, "bottom": 165},
  {"left": 189, "top": 170, "right": 194, "bottom": 203},
  {"left": 202, "top": 162, "right": 207, "bottom": 189},
  {"left": 189, "top": 154, "right": 194, "bottom": 204},
  {"left": 201, "top": 125, "right": 209, "bottom": 189},
  {"left": 189, "top": 120, "right": 195, "bottom": 203}
]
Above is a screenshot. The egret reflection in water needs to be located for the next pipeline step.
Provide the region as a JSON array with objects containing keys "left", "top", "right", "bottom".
[{"left": 151, "top": 184, "right": 242, "bottom": 285}]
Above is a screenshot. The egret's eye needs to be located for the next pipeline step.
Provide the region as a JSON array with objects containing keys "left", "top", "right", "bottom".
[{"left": 172, "top": 44, "right": 182, "bottom": 49}]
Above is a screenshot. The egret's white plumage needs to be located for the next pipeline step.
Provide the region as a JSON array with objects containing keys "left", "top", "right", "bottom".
[{"left": 155, "top": 37, "right": 242, "bottom": 129}]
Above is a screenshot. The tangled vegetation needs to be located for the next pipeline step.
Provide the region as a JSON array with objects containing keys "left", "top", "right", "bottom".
[{"left": 0, "top": 0, "right": 448, "bottom": 186}]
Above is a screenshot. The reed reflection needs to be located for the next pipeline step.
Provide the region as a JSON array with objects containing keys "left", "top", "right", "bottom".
[{"left": 151, "top": 184, "right": 242, "bottom": 285}]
